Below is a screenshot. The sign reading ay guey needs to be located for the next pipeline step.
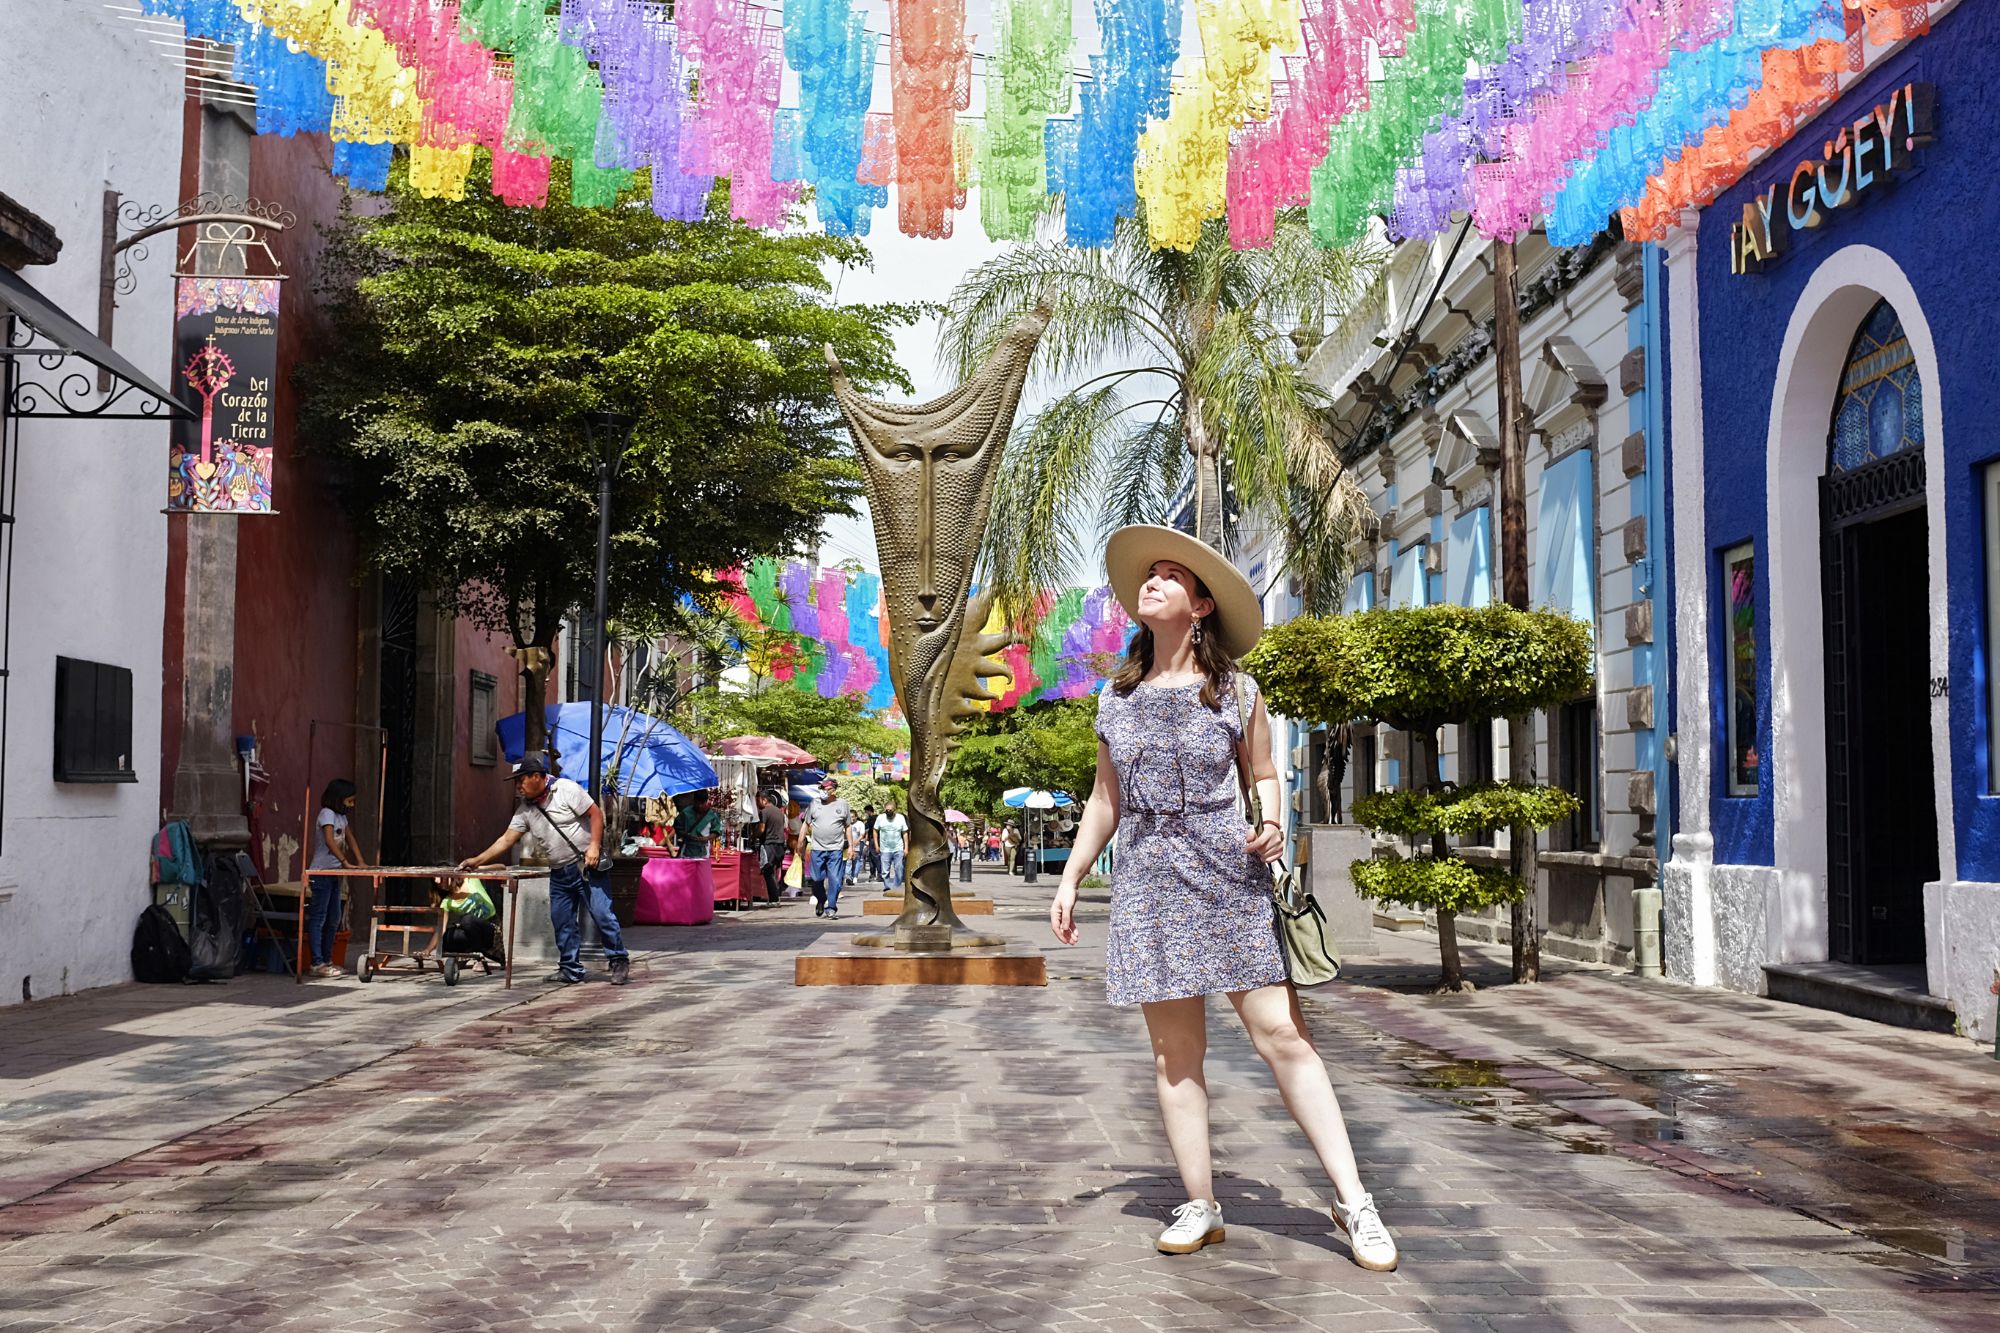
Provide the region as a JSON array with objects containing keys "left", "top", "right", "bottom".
[
  {"left": 168, "top": 276, "right": 279, "bottom": 513},
  {"left": 1731, "top": 82, "right": 1936, "bottom": 276}
]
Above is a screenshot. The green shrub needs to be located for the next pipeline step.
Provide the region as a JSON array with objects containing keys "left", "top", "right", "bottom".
[
  {"left": 1246, "top": 605, "right": 1594, "bottom": 730},
  {"left": 1350, "top": 854, "right": 1528, "bottom": 915},
  {"left": 1352, "top": 782, "right": 1581, "bottom": 838}
]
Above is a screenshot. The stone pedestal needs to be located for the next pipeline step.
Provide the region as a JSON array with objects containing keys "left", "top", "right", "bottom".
[
  {"left": 506, "top": 874, "right": 559, "bottom": 967},
  {"left": 1305, "top": 824, "right": 1380, "bottom": 958},
  {"left": 795, "top": 933, "right": 1046, "bottom": 986}
]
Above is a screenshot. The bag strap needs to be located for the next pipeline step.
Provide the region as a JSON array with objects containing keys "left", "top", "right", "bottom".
[{"left": 1230, "top": 675, "right": 1262, "bottom": 829}]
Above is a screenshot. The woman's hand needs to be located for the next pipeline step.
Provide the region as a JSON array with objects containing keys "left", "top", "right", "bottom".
[
  {"left": 1049, "top": 881, "right": 1081, "bottom": 945},
  {"left": 1245, "top": 821, "right": 1284, "bottom": 864}
]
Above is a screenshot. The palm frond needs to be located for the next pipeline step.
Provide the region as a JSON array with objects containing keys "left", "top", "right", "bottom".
[
  {"left": 939, "top": 243, "right": 1179, "bottom": 388},
  {"left": 979, "top": 382, "right": 1129, "bottom": 621},
  {"left": 1094, "top": 403, "right": 1187, "bottom": 544}
]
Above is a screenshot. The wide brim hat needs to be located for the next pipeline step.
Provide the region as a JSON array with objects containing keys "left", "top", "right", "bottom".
[{"left": 1105, "top": 524, "right": 1264, "bottom": 661}]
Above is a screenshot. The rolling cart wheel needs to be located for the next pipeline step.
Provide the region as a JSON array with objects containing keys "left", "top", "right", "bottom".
[
  {"left": 355, "top": 953, "right": 374, "bottom": 984},
  {"left": 441, "top": 957, "right": 461, "bottom": 987}
]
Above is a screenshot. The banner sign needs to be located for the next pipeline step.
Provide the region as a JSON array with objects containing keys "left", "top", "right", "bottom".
[
  {"left": 168, "top": 276, "right": 280, "bottom": 513},
  {"left": 1732, "top": 82, "right": 1936, "bottom": 276}
]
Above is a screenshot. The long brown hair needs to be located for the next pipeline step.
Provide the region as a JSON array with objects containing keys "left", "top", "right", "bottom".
[{"left": 1111, "top": 575, "right": 1239, "bottom": 710}]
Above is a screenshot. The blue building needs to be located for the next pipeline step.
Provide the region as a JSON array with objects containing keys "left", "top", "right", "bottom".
[{"left": 1662, "top": 2, "right": 1997, "bottom": 1038}]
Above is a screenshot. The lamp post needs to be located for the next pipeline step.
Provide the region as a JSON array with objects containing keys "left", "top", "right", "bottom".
[{"left": 584, "top": 411, "right": 634, "bottom": 803}]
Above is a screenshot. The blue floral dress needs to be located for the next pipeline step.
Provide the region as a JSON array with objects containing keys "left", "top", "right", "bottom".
[{"left": 1097, "top": 674, "right": 1287, "bottom": 1006}]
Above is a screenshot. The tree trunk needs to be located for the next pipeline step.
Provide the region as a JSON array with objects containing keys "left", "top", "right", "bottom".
[
  {"left": 1436, "top": 908, "right": 1466, "bottom": 993},
  {"left": 518, "top": 647, "right": 553, "bottom": 758},
  {"left": 1187, "top": 405, "right": 1225, "bottom": 548},
  {"left": 1420, "top": 726, "right": 1468, "bottom": 992},
  {"left": 1494, "top": 238, "right": 1541, "bottom": 983}
]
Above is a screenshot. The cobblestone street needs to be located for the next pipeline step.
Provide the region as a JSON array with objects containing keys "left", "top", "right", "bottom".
[{"left": 3, "top": 867, "right": 1998, "bottom": 1332}]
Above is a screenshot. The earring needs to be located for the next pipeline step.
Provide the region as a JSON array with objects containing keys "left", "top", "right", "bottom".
[{"left": 1192, "top": 617, "right": 1204, "bottom": 645}]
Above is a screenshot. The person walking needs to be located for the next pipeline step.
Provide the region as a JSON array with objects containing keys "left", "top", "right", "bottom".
[
  {"left": 875, "top": 798, "right": 910, "bottom": 893},
  {"left": 754, "top": 789, "right": 789, "bottom": 904},
  {"left": 1047, "top": 525, "right": 1397, "bottom": 1271},
  {"left": 985, "top": 827, "right": 1002, "bottom": 863},
  {"left": 799, "top": 776, "right": 853, "bottom": 918},
  {"left": 460, "top": 754, "right": 630, "bottom": 986},
  {"left": 306, "top": 779, "right": 364, "bottom": 978},
  {"left": 1001, "top": 824, "right": 1019, "bottom": 874},
  {"left": 860, "top": 805, "right": 882, "bottom": 883}
]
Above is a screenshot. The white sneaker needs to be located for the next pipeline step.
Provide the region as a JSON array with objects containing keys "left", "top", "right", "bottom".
[
  {"left": 1156, "top": 1199, "right": 1225, "bottom": 1254},
  {"left": 1332, "top": 1191, "right": 1398, "bottom": 1271}
]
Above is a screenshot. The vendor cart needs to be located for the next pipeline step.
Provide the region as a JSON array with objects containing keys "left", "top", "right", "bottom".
[{"left": 303, "top": 865, "right": 542, "bottom": 987}]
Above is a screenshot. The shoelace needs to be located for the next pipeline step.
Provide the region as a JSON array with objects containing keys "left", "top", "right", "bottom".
[
  {"left": 1345, "top": 1197, "right": 1391, "bottom": 1248},
  {"left": 1169, "top": 1200, "right": 1212, "bottom": 1229}
]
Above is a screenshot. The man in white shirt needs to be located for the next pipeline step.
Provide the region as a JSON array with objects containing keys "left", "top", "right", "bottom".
[
  {"left": 797, "top": 775, "right": 853, "bottom": 919},
  {"left": 460, "top": 753, "right": 630, "bottom": 985},
  {"left": 874, "top": 798, "right": 911, "bottom": 894}
]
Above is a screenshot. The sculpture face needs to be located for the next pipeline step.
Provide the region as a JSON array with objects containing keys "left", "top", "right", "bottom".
[{"left": 857, "top": 420, "right": 998, "bottom": 642}]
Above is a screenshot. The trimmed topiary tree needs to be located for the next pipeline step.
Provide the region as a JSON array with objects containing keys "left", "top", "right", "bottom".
[{"left": 1246, "top": 605, "right": 1593, "bottom": 991}]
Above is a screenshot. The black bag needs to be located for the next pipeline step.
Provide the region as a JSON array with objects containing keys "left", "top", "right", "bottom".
[
  {"left": 132, "top": 904, "right": 192, "bottom": 984},
  {"left": 186, "top": 854, "right": 246, "bottom": 982}
]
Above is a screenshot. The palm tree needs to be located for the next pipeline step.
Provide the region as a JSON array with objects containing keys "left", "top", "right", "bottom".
[{"left": 940, "top": 209, "right": 1384, "bottom": 615}]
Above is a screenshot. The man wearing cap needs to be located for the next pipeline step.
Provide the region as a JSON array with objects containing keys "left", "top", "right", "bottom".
[
  {"left": 797, "top": 776, "right": 853, "bottom": 919},
  {"left": 459, "top": 754, "right": 631, "bottom": 986}
]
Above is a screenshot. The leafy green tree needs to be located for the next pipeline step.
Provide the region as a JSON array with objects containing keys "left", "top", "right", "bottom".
[
  {"left": 940, "top": 696, "right": 1099, "bottom": 817},
  {"left": 939, "top": 212, "right": 1383, "bottom": 615},
  {"left": 674, "top": 684, "right": 906, "bottom": 770},
  {"left": 300, "top": 156, "right": 918, "bottom": 751},
  {"left": 1247, "top": 606, "right": 1593, "bottom": 991}
]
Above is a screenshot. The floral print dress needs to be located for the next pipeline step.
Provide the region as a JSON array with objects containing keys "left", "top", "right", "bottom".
[{"left": 1097, "top": 674, "right": 1287, "bottom": 1006}]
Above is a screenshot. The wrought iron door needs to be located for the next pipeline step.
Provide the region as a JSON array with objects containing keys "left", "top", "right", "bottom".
[{"left": 1820, "top": 449, "right": 1929, "bottom": 965}]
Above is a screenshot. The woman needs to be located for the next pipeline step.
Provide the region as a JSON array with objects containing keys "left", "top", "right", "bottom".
[
  {"left": 1048, "top": 525, "right": 1397, "bottom": 1271},
  {"left": 985, "top": 827, "right": 1002, "bottom": 862},
  {"left": 307, "top": 779, "right": 364, "bottom": 979}
]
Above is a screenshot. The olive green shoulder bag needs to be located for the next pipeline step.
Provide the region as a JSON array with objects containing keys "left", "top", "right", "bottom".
[{"left": 1233, "top": 679, "right": 1341, "bottom": 988}]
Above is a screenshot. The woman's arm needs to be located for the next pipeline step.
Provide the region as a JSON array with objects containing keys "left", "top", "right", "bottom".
[
  {"left": 1049, "top": 741, "right": 1121, "bottom": 945},
  {"left": 1244, "top": 696, "right": 1285, "bottom": 863}
]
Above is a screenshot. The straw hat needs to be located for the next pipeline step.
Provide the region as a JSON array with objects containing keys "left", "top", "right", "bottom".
[{"left": 1105, "top": 524, "right": 1264, "bottom": 660}]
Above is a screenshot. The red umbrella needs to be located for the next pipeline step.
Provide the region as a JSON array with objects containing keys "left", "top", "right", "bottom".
[{"left": 718, "top": 734, "right": 817, "bottom": 766}]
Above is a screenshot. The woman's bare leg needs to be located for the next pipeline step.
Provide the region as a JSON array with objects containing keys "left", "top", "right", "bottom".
[
  {"left": 1227, "top": 984, "right": 1365, "bottom": 1204},
  {"left": 1141, "top": 996, "right": 1213, "bottom": 1202}
]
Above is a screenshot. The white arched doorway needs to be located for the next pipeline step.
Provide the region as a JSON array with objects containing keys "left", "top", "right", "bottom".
[{"left": 1764, "top": 247, "right": 1952, "bottom": 967}]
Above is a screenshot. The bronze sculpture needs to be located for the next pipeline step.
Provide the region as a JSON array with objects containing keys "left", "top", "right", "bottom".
[{"left": 823, "top": 303, "right": 1050, "bottom": 949}]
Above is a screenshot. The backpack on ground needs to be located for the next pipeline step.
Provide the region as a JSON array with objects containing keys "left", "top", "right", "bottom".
[{"left": 132, "top": 904, "right": 192, "bottom": 984}]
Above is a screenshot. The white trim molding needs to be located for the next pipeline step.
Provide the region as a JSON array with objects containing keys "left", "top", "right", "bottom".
[{"left": 1764, "top": 246, "right": 1954, "bottom": 973}]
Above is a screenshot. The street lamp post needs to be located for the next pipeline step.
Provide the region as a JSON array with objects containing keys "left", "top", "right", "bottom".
[{"left": 584, "top": 411, "right": 634, "bottom": 804}]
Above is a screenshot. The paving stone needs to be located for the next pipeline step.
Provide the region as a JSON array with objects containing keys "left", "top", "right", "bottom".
[{"left": 0, "top": 870, "right": 1994, "bottom": 1329}]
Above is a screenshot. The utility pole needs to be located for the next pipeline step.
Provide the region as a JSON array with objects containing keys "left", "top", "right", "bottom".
[{"left": 1493, "top": 238, "right": 1540, "bottom": 983}]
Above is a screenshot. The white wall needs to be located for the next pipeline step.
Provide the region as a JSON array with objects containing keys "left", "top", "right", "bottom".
[{"left": 0, "top": 5, "right": 180, "bottom": 1001}]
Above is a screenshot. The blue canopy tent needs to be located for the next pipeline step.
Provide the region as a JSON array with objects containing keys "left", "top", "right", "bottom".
[{"left": 496, "top": 702, "right": 717, "bottom": 798}]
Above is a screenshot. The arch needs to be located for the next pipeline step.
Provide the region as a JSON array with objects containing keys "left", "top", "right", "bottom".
[{"left": 1764, "top": 247, "right": 1951, "bottom": 965}]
